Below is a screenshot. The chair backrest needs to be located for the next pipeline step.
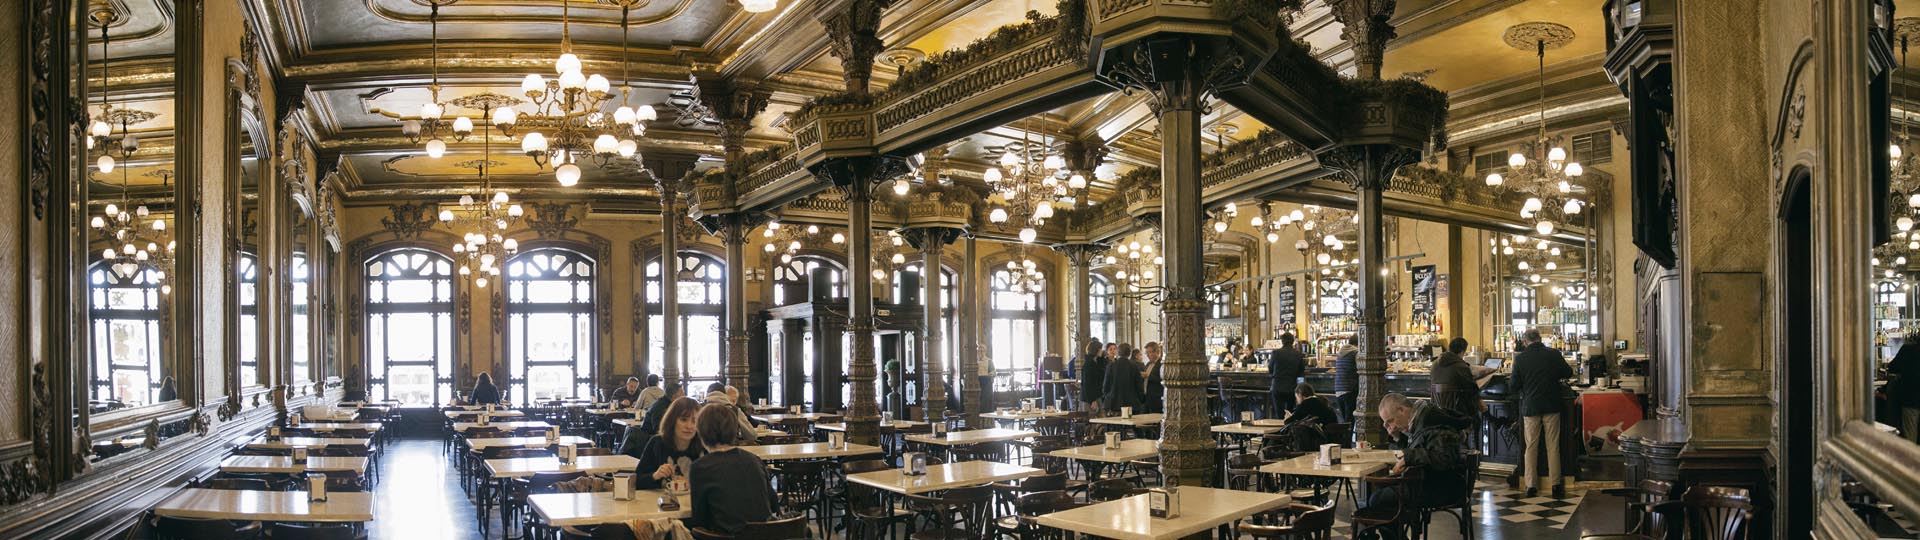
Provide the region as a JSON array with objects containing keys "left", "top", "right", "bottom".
[
  {"left": 1227, "top": 453, "right": 1267, "bottom": 471},
  {"left": 1631, "top": 478, "right": 1679, "bottom": 536},
  {"left": 1429, "top": 384, "right": 1479, "bottom": 418},
  {"left": 1015, "top": 490, "right": 1077, "bottom": 517},
  {"left": 841, "top": 459, "right": 890, "bottom": 475},
  {"left": 575, "top": 446, "right": 613, "bottom": 456},
  {"left": 310, "top": 445, "right": 368, "bottom": 457},
  {"left": 483, "top": 446, "right": 553, "bottom": 459},
  {"left": 776, "top": 418, "right": 811, "bottom": 434},
  {"left": 736, "top": 513, "right": 812, "bottom": 540},
  {"left": 1682, "top": 486, "right": 1753, "bottom": 540},
  {"left": 266, "top": 522, "right": 362, "bottom": 540},
  {"left": 1088, "top": 478, "right": 1143, "bottom": 502},
  {"left": 1290, "top": 503, "right": 1338, "bottom": 539},
  {"left": 1018, "top": 471, "right": 1068, "bottom": 492},
  {"left": 151, "top": 515, "right": 260, "bottom": 540},
  {"left": 199, "top": 477, "right": 274, "bottom": 491},
  {"left": 575, "top": 523, "right": 638, "bottom": 540},
  {"left": 527, "top": 471, "right": 588, "bottom": 494},
  {"left": 1033, "top": 417, "right": 1070, "bottom": 436}
]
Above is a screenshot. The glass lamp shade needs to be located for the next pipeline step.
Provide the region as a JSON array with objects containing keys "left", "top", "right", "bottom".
[
  {"left": 475, "top": 277, "right": 489, "bottom": 288},
  {"left": 1316, "top": 253, "right": 1332, "bottom": 265},
  {"left": 984, "top": 168, "right": 1003, "bottom": 183},
  {"left": 503, "top": 238, "right": 519, "bottom": 251},
  {"left": 493, "top": 191, "right": 510, "bottom": 204},
  {"left": 522, "top": 132, "right": 549, "bottom": 153},
  {"left": 1019, "top": 227, "right": 1038, "bottom": 243},
  {"left": 555, "top": 163, "right": 583, "bottom": 187},
  {"left": 989, "top": 208, "right": 1009, "bottom": 223},
  {"left": 618, "top": 139, "right": 638, "bottom": 158},
  {"left": 420, "top": 101, "right": 444, "bottom": 120},
  {"left": 521, "top": 74, "right": 547, "bottom": 95},
  {"left": 891, "top": 253, "right": 906, "bottom": 264},
  {"left": 764, "top": 244, "right": 776, "bottom": 253},
  {"left": 90, "top": 120, "right": 111, "bottom": 138},
  {"left": 741, "top": 0, "right": 777, "bottom": 13},
  {"left": 1563, "top": 200, "right": 1583, "bottom": 215},
  {"left": 555, "top": 53, "right": 582, "bottom": 75},
  {"left": 451, "top": 116, "right": 474, "bottom": 134},
  {"left": 1547, "top": 147, "right": 1567, "bottom": 163},
  {"left": 1894, "top": 143, "right": 1904, "bottom": 160},
  {"left": 1565, "top": 162, "right": 1584, "bottom": 177},
  {"left": 439, "top": 209, "right": 456, "bottom": 222},
  {"left": 1900, "top": 217, "right": 1915, "bottom": 232},
  {"left": 90, "top": 216, "right": 105, "bottom": 228},
  {"left": 893, "top": 178, "right": 910, "bottom": 195},
  {"left": 636, "top": 105, "right": 658, "bottom": 122},
  {"left": 1485, "top": 173, "right": 1504, "bottom": 186},
  {"left": 1067, "top": 174, "right": 1087, "bottom": 189},
  {"left": 1536, "top": 220, "right": 1555, "bottom": 235},
  {"left": 1266, "top": 232, "right": 1280, "bottom": 243},
  {"left": 831, "top": 233, "right": 846, "bottom": 243},
  {"left": 1034, "top": 201, "right": 1055, "bottom": 219},
  {"left": 1289, "top": 209, "right": 1305, "bottom": 221},
  {"left": 1508, "top": 153, "right": 1526, "bottom": 168},
  {"left": 594, "top": 134, "right": 618, "bottom": 154},
  {"left": 788, "top": 240, "right": 802, "bottom": 251},
  {"left": 586, "top": 74, "right": 611, "bottom": 95},
  {"left": 492, "top": 106, "right": 517, "bottom": 127},
  {"left": 1518, "top": 261, "right": 1530, "bottom": 270},
  {"left": 558, "top": 69, "right": 587, "bottom": 91},
  {"left": 1043, "top": 155, "right": 1066, "bottom": 170},
  {"left": 1249, "top": 215, "right": 1263, "bottom": 227},
  {"left": 453, "top": 244, "right": 466, "bottom": 254},
  {"left": 425, "top": 138, "right": 447, "bottom": 158},
  {"left": 614, "top": 107, "right": 636, "bottom": 125},
  {"left": 1213, "top": 221, "right": 1228, "bottom": 233},
  {"left": 1545, "top": 262, "right": 1558, "bottom": 271},
  {"left": 96, "top": 155, "right": 116, "bottom": 173},
  {"left": 999, "top": 152, "right": 1020, "bottom": 167}
]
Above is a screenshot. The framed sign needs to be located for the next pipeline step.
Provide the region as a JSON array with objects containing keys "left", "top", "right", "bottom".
[
  {"left": 1276, "top": 278, "right": 1297, "bottom": 329},
  {"left": 1410, "top": 265, "right": 1438, "bottom": 319}
]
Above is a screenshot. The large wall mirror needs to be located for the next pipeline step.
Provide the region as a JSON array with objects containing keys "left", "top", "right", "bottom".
[
  {"left": 233, "top": 86, "right": 267, "bottom": 391},
  {"left": 290, "top": 193, "right": 315, "bottom": 386},
  {"left": 80, "top": 0, "right": 182, "bottom": 430}
]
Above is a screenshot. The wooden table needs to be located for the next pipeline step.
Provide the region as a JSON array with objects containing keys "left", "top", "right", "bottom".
[
  {"left": 1210, "top": 422, "right": 1284, "bottom": 437},
  {"left": 1091, "top": 413, "right": 1165, "bottom": 427},
  {"left": 296, "top": 423, "right": 383, "bottom": 433},
  {"left": 453, "top": 420, "right": 553, "bottom": 432},
  {"left": 740, "top": 442, "right": 883, "bottom": 461},
  {"left": 845, "top": 460, "right": 1042, "bottom": 495},
  {"left": 245, "top": 437, "right": 372, "bottom": 450},
  {"left": 1050, "top": 439, "right": 1160, "bottom": 480},
  {"left": 1255, "top": 450, "right": 1401, "bottom": 479},
  {"left": 812, "top": 420, "right": 924, "bottom": 432},
  {"left": 151, "top": 488, "right": 376, "bottom": 522},
  {"left": 485, "top": 455, "right": 641, "bottom": 478},
  {"left": 980, "top": 410, "right": 1070, "bottom": 421},
  {"left": 531, "top": 491, "right": 690, "bottom": 527},
  {"left": 585, "top": 408, "right": 641, "bottom": 415},
  {"left": 465, "top": 436, "right": 594, "bottom": 451},
  {"left": 750, "top": 404, "right": 786, "bottom": 412},
  {"left": 1034, "top": 487, "right": 1291, "bottom": 540},
  {"left": 903, "top": 428, "right": 1037, "bottom": 446},
  {"left": 445, "top": 409, "right": 526, "bottom": 419},
  {"left": 219, "top": 455, "right": 369, "bottom": 475}
]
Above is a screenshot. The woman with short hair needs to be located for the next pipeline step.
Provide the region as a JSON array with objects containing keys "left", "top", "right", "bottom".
[{"left": 688, "top": 404, "right": 775, "bottom": 535}]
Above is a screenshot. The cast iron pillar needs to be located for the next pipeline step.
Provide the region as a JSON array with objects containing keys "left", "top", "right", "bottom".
[{"left": 1320, "top": 145, "right": 1420, "bottom": 445}]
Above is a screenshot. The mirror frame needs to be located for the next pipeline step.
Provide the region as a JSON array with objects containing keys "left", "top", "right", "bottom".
[{"left": 223, "top": 55, "right": 271, "bottom": 407}]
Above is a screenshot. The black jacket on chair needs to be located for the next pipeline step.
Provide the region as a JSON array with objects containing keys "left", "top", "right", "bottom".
[{"left": 1510, "top": 342, "right": 1573, "bottom": 416}]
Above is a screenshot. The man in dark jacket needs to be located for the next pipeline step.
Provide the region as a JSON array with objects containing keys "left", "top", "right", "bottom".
[
  {"left": 1888, "top": 339, "right": 1920, "bottom": 443},
  {"left": 1103, "top": 345, "right": 1147, "bottom": 413},
  {"left": 1371, "top": 393, "right": 1473, "bottom": 509},
  {"left": 1268, "top": 333, "right": 1307, "bottom": 417},
  {"left": 1429, "top": 337, "right": 1479, "bottom": 418},
  {"left": 1510, "top": 329, "right": 1573, "bottom": 498},
  {"left": 1079, "top": 338, "right": 1108, "bottom": 414},
  {"left": 1333, "top": 336, "right": 1359, "bottom": 422}
]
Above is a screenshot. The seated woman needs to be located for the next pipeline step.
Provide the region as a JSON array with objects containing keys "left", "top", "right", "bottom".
[
  {"left": 633, "top": 397, "right": 704, "bottom": 490},
  {"left": 688, "top": 403, "right": 775, "bottom": 535},
  {"left": 469, "top": 372, "right": 501, "bottom": 406},
  {"left": 1286, "top": 383, "right": 1341, "bottom": 427}
]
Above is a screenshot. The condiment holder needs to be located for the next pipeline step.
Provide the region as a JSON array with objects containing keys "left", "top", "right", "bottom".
[
  {"left": 307, "top": 473, "right": 329, "bottom": 502},
  {"left": 789, "top": 405, "right": 803, "bottom": 415},
  {"left": 1317, "top": 443, "right": 1343, "bottom": 466},
  {"left": 903, "top": 452, "right": 928, "bottom": 476},
  {"left": 1147, "top": 485, "right": 1180, "bottom": 519},
  {"left": 1104, "top": 432, "right": 1122, "bottom": 449},
  {"left": 828, "top": 432, "right": 845, "bottom": 449},
  {"left": 267, "top": 426, "right": 282, "bottom": 441},
  {"left": 557, "top": 443, "right": 576, "bottom": 464},
  {"left": 612, "top": 473, "right": 635, "bottom": 501},
  {"left": 292, "top": 446, "right": 308, "bottom": 464},
  {"left": 1120, "top": 406, "right": 1133, "bottom": 419}
]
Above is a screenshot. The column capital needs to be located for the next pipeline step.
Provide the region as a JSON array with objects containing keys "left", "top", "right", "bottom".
[
  {"left": 1100, "top": 36, "right": 1261, "bottom": 115},
  {"left": 897, "top": 226, "right": 965, "bottom": 250},
  {"left": 808, "top": 155, "right": 911, "bottom": 195},
  {"left": 1050, "top": 242, "right": 1111, "bottom": 265},
  {"left": 694, "top": 211, "right": 772, "bottom": 244},
  {"left": 1318, "top": 144, "right": 1422, "bottom": 192},
  {"left": 819, "top": 0, "right": 894, "bottom": 94},
  {"left": 1325, "top": 0, "right": 1400, "bottom": 80},
  {"left": 1060, "top": 137, "right": 1109, "bottom": 174}
]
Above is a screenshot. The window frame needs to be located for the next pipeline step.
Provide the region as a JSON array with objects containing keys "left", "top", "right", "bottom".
[
  {"left": 988, "top": 267, "right": 1045, "bottom": 391},
  {"left": 88, "top": 260, "right": 168, "bottom": 407},
  {"left": 362, "top": 248, "right": 458, "bottom": 407},
  {"left": 504, "top": 247, "right": 600, "bottom": 405},
  {"left": 644, "top": 250, "right": 727, "bottom": 389}
]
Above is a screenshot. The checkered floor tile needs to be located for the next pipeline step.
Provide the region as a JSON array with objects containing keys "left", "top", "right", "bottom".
[{"left": 1473, "top": 479, "right": 1588, "bottom": 530}]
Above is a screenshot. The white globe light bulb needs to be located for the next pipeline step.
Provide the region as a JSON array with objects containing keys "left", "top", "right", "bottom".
[
  {"left": 594, "top": 134, "right": 618, "bottom": 154},
  {"left": 989, "top": 208, "right": 1009, "bottom": 223},
  {"left": 741, "top": 0, "right": 778, "bottom": 12},
  {"left": 420, "top": 101, "right": 443, "bottom": 120},
  {"left": 1536, "top": 220, "right": 1555, "bottom": 235},
  {"left": 492, "top": 106, "right": 518, "bottom": 127},
  {"left": 1565, "top": 162, "right": 1584, "bottom": 177},
  {"left": 1508, "top": 153, "right": 1526, "bottom": 168},
  {"left": 555, "top": 53, "right": 582, "bottom": 75},
  {"left": 96, "top": 155, "right": 116, "bottom": 173},
  {"left": 558, "top": 69, "right": 587, "bottom": 91},
  {"left": 618, "top": 139, "right": 638, "bottom": 158},
  {"left": 983, "top": 168, "right": 1003, "bottom": 183},
  {"left": 636, "top": 105, "right": 657, "bottom": 122},
  {"left": 1068, "top": 174, "right": 1087, "bottom": 189},
  {"left": 1899, "top": 217, "right": 1915, "bottom": 232},
  {"left": 1316, "top": 253, "right": 1332, "bottom": 265},
  {"left": 1519, "top": 261, "right": 1531, "bottom": 270},
  {"left": 1485, "top": 173, "right": 1504, "bottom": 186},
  {"left": 1213, "top": 221, "right": 1228, "bottom": 233},
  {"left": 522, "top": 132, "right": 549, "bottom": 153},
  {"left": 425, "top": 138, "right": 447, "bottom": 158},
  {"left": 891, "top": 253, "right": 906, "bottom": 264},
  {"left": 555, "top": 163, "right": 583, "bottom": 187},
  {"left": 832, "top": 233, "right": 845, "bottom": 244},
  {"left": 1250, "top": 216, "right": 1264, "bottom": 227},
  {"left": 586, "top": 74, "right": 611, "bottom": 95},
  {"left": 1019, "top": 228, "right": 1037, "bottom": 243},
  {"left": 452, "top": 116, "right": 473, "bottom": 135},
  {"left": 1548, "top": 147, "right": 1567, "bottom": 162},
  {"left": 893, "top": 178, "right": 910, "bottom": 195},
  {"left": 521, "top": 74, "right": 547, "bottom": 95}
]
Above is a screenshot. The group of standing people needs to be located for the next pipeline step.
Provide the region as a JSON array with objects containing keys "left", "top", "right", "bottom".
[{"left": 1075, "top": 339, "right": 1165, "bottom": 414}]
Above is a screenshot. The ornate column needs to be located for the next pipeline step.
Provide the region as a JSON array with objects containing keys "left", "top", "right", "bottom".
[
  {"left": 719, "top": 216, "right": 756, "bottom": 393},
  {"left": 696, "top": 77, "right": 770, "bottom": 395},
  {"left": 656, "top": 174, "right": 685, "bottom": 391},
  {"left": 819, "top": 0, "right": 890, "bottom": 95},
  {"left": 1053, "top": 243, "right": 1108, "bottom": 389},
  {"left": 959, "top": 233, "right": 988, "bottom": 428},
  {"left": 1320, "top": 145, "right": 1420, "bottom": 445},
  {"left": 809, "top": 157, "right": 906, "bottom": 444},
  {"left": 1328, "top": 0, "right": 1395, "bottom": 80},
  {"left": 1104, "top": 36, "right": 1238, "bottom": 486},
  {"left": 903, "top": 227, "right": 962, "bottom": 422}
]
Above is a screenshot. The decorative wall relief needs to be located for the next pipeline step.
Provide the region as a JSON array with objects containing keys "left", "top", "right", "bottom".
[
  {"left": 525, "top": 202, "right": 579, "bottom": 238},
  {"left": 380, "top": 202, "right": 437, "bottom": 239}
]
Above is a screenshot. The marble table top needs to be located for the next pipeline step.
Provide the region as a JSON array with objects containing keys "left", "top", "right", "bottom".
[
  {"left": 219, "top": 455, "right": 369, "bottom": 475},
  {"left": 452, "top": 420, "right": 554, "bottom": 432},
  {"left": 739, "top": 442, "right": 883, "bottom": 461},
  {"left": 245, "top": 437, "right": 371, "bottom": 450},
  {"left": 1257, "top": 450, "right": 1401, "bottom": 479},
  {"left": 531, "top": 491, "right": 690, "bottom": 527},
  {"left": 845, "top": 460, "right": 1043, "bottom": 495},
  {"left": 1034, "top": 487, "right": 1291, "bottom": 540},
  {"left": 584, "top": 408, "right": 641, "bottom": 415},
  {"left": 1049, "top": 439, "right": 1160, "bottom": 463},
  {"left": 485, "top": 455, "right": 641, "bottom": 478},
  {"left": 1091, "top": 413, "right": 1165, "bottom": 426},
  {"left": 610, "top": 418, "right": 783, "bottom": 437},
  {"left": 293, "top": 423, "right": 382, "bottom": 432},
  {"left": 811, "top": 420, "right": 924, "bottom": 432},
  {"left": 444, "top": 409, "right": 526, "bottom": 418},
  {"left": 980, "top": 409, "right": 1071, "bottom": 420},
  {"left": 465, "top": 435, "right": 594, "bottom": 451},
  {"left": 750, "top": 412, "right": 839, "bottom": 423},
  {"left": 903, "top": 428, "right": 1037, "bottom": 446},
  {"left": 152, "top": 488, "right": 375, "bottom": 522},
  {"left": 1210, "top": 423, "right": 1284, "bottom": 436}
]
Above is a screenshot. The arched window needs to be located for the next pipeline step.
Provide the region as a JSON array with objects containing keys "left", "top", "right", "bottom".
[
  {"left": 646, "top": 251, "right": 725, "bottom": 388},
  {"left": 1090, "top": 274, "right": 1116, "bottom": 344},
  {"left": 238, "top": 252, "right": 261, "bottom": 385},
  {"left": 768, "top": 255, "right": 844, "bottom": 406},
  {"left": 89, "top": 261, "right": 166, "bottom": 406},
  {"left": 1509, "top": 285, "right": 1538, "bottom": 329},
  {"left": 364, "top": 248, "right": 456, "bottom": 406},
  {"left": 290, "top": 254, "right": 310, "bottom": 383},
  {"left": 773, "top": 255, "right": 844, "bottom": 304},
  {"left": 988, "top": 268, "right": 1043, "bottom": 389},
  {"left": 506, "top": 248, "right": 597, "bottom": 404}
]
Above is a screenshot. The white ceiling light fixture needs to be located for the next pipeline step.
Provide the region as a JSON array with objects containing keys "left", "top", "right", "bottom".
[
  {"left": 740, "top": 0, "right": 778, "bottom": 13},
  {"left": 481, "top": 0, "right": 656, "bottom": 187},
  {"left": 1486, "top": 22, "right": 1588, "bottom": 242}
]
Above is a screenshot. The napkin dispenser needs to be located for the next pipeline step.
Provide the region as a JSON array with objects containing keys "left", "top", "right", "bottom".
[
  {"left": 1147, "top": 486, "right": 1179, "bottom": 519},
  {"left": 789, "top": 405, "right": 803, "bottom": 415},
  {"left": 290, "top": 413, "right": 302, "bottom": 427},
  {"left": 828, "top": 432, "right": 845, "bottom": 448},
  {"left": 485, "top": 403, "right": 496, "bottom": 413},
  {"left": 1317, "top": 443, "right": 1343, "bottom": 465},
  {"left": 1120, "top": 407, "right": 1133, "bottom": 419},
  {"left": 904, "top": 452, "right": 928, "bottom": 476},
  {"left": 932, "top": 423, "right": 946, "bottom": 435},
  {"left": 612, "top": 473, "right": 635, "bottom": 501},
  {"left": 557, "top": 443, "right": 576, "bottom": 464},
  {"left": 758, "top": 398, "right": 768, "bottom": 407},
  {"left": 478, "top": 413, "right": 490, "bottom": 426},
  {"left": 546, "top": 427, "right": 560, "bottom": 444},
  {"left": 881, "top": 411, "right": 892, "bottom": 424},
  {"left": 292, "top": 446, "right": 308, "bottom": 464},
  {"left": 1104, "top": 432, "right": 1122, "bottom": 449},
  {"left": 308, "top": 473, "right": 329, "bottom": 502},
  {"left": 268, "top": 426, "right": 282, "bottom": 441},
  {"left": 1239, "top": 411, "right": 1255, "bottom": 424}
]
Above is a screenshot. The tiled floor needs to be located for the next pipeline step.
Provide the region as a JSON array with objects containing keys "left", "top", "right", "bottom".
[{"left": 364, "top": 437, "right": 1625, "bottom": 540}]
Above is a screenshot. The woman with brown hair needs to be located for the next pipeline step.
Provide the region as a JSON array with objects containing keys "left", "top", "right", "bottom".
[
  {"left": 632, "top": 396, "right": 704, "bottom": 490},
  {"left": 689, "top": 403, "right": 775, "bottom": 535}
]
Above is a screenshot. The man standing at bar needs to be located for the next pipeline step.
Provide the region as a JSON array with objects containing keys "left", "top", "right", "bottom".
[
  {"left": 1512, "top": 329, "right": 1573, "bottom": 498},
  {"left": 1268, "top": 333, "right": 1306, "bottom": 417}
]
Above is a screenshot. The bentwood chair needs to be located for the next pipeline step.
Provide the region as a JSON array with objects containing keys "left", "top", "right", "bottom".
[
  {"left": 1678, "top": 486, "right": 1754, "bottom": 540},
  {"left": 1239, "top": 503, "right": 1338, "bottom": 540},
  {"left": 990, "top": 490, "right": 1080, "bottom": 540},
  {"left": 691, "top": 513, "right": 814, "bottom": 540},
  {"left": 903, "top": 485, "right": 993, "bottom": 540},
  {"left": 1351, "top": 469, "right": 1423, "bottom": 540},
  {"left": 265, "top": 522, "right": 367, "bottom": 540},
  {"left": 1584, "top": 479, "right": 1679, "bottom": 540},
  {"left": 1411, "top": 450, "right": 1481, "bottom": 540},
  {"left": 149, "top": 514, "right": 262, "bottom": 540}
]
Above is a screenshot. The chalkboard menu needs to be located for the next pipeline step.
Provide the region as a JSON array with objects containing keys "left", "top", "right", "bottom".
[
  {"left": 1276, "top": 278, "right": 1297, "bottom": 329},
  {"left": 1410, "top": 265, "right": 1437, "bottom": 319}
]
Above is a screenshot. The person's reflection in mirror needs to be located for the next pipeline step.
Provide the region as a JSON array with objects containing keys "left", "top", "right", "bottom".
[
  {"left": 157, "top": 376, "right": 177, "bottom": 402},
  {"left": 1888, "top": 334, "right": 1920, "bottom": 443}
]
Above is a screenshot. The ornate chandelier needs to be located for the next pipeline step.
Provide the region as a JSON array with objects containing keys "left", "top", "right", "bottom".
[
  {"left": 1889, "top": 23, "right": 1920, "bottom": 241},
  {"left": 762, "top": 221, "right": 845, "bottom": 264},
  {"left": 1485, "top": 23, "right": 1587, "bottom": 238},
  {"left": 1001, "top": 245, "right": 1047, "bottom": 294},
  {"left": 1497, "top": 233, "right": 1568, "bottom": 284},
  {"left": 438, "top": 123, "right": 522, "bottom": 288},
  {"left": 90, "top": 170, "right": 176, "bottom": 295},
  {"left": 397, "top": 0, "right": 656, "bottom": 187},
  {"left": 87, "top": 11, "right": 151, "bottom": 175},
  {"left": 871, "top": 230, "right": 907, "bottom": 281},
  {"left": 1270, "top": 205, "right": 1358, "bottom": 274},
  {"left": 985, "top": 135, "right": 1081, "bottom": 243},
  {"left": 1103, "top": 234, "right": 1163, "bottom": 291}
]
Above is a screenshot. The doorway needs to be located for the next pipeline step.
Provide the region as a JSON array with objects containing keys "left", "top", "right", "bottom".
[{"left": 1779, "top": 170, "right": 1814, "bottom": 537}]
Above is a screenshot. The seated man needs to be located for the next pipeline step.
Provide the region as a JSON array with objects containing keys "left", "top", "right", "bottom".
[{"left": 1367, "top": 393, "right": 1474, "bottom": 512}]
